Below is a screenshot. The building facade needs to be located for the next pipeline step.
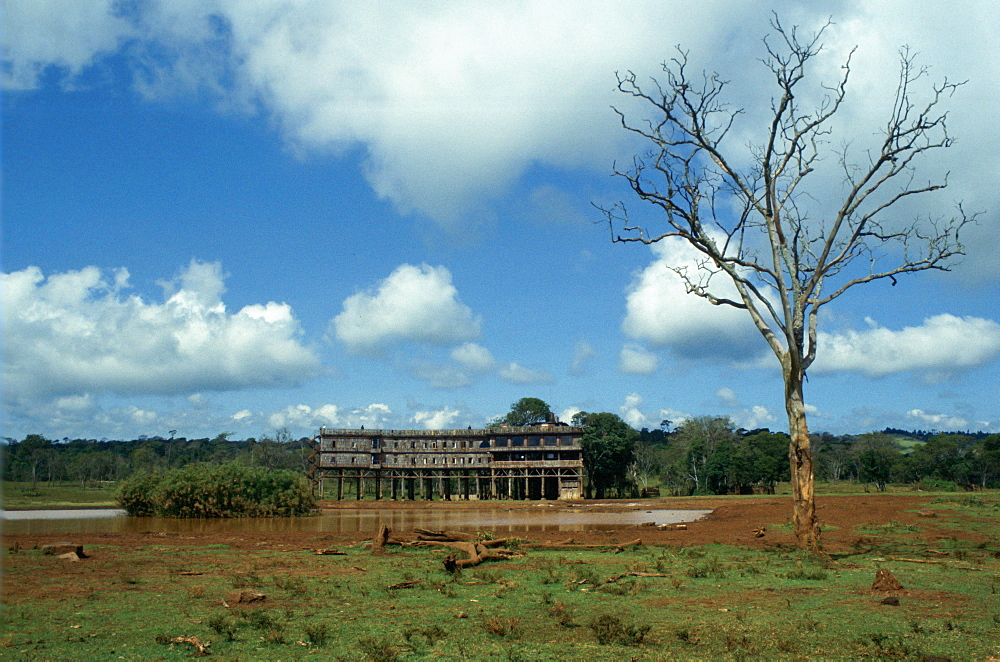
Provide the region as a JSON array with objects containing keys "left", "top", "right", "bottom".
[{"left": 309, "top": 424, "right": 585, "bottom": 501}]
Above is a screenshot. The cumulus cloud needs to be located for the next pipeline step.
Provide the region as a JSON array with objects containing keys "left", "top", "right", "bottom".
[
  {"left": 499, "top": 362, "right": 552, "bottom": 384},
  {"left": 3, "top": 261, "right": 320, "bottom": 406},
  {"left": 2, "top": 0, "right": 135, "bottom": 89},
  {"left": 619, "top": 343, "right": 659, "bottom": 374},
  {"left": 622, "top": 238, "right": 770, "bottom": 360},
  {"left": 906, "top": 409, "right": 970, "bottom": 430},
  {"left": 620, "top": 393, "right": 647, "bottom": 429},
  {"left": 624, "top": 234, "right": 1000, "bottom": 377},
  {"left": 812, "top": 315, "right": 1000, "bottom": 377},
  {"left": 451, "top": 342, "right": 495, "bottom": 372},
  {"left": 413, "top": 407, "right": 461, "bottom": 430},
  {"left": 332, "top": 264, "right": 481, "bottom": 354},
  {"left": 559, "top": 407, "right": 583, "bottom": 425},
  {"left": 267, "top": 404, "right": 342, "bottom": 431},
  {"left": 737, "top": 406, "right": 778, "bottom": 430},
  {"left": 4, "top": 0, "right": 998, "bottom": 271}
]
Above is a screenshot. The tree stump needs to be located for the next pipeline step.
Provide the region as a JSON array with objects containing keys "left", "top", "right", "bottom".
[{"left": 371, "top": 523, "right": 391, "bottom": 554}]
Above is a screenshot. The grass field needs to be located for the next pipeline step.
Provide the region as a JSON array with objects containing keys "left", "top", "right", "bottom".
[
  {"left": 2, "top": 481, "right": 120, "bottom": 510},
  {"left": 3, "top": 493, "right": 1000, "bottom": 660}
]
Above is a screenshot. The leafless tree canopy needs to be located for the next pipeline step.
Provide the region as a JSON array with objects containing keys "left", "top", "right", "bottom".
[
  {"left": 603, "top": 16, "right": 971, "bottom": 372},
  {"left": 602, "top": 16, "right": 973, "bottom": 550}
]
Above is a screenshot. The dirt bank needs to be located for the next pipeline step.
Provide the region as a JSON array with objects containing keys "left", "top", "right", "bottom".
[{"left": 2, "top": 493, "right": 980, "bottom": 554}]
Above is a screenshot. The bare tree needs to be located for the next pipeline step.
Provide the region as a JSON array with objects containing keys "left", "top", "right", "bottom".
[{"left": 601, "top": 17, "right": 972, "bottom": 550}]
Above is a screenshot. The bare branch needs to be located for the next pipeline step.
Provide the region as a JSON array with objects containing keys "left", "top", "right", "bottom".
[{"left": 605, "top": 16, "right": 971, "bottom": 550}]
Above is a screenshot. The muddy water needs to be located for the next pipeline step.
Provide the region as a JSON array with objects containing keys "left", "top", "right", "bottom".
[{"left": 2, "top": 506, "right": 709, "bottom": 536}]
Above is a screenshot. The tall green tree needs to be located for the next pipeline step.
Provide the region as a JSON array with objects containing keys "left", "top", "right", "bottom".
[
  {"left": 902, "top": 433, "right": 975, "bottom": 486},
  {"left": 573, "top": 412, "right": 637, "bottom": 498},
  {"left": 489, "top": 397, "right": 553, "bottom": 427},
  {"left": 670, "top": 417, "right": 737, "bottom": 493},
  {"left": 973, "top": 434, "right": 1000, "bottom": 488},
  {"left": 14, "top": 434, "right": 53, "bottom": 487},
  {"left": 852, "top": 433, "right": 901, "bottom": 492}
]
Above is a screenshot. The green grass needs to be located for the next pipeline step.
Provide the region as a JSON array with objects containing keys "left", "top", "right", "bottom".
[
  {"left": 2, "top": 481, "right": 120, "bottom": 509},
  {"left": 5, "top": 509, "right": 1000, "bottom": 661}
]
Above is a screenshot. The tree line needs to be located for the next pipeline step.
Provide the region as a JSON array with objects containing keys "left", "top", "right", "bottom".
[
  {"left": 5, "top": 408, "right": 999, "bottom": 496},
  {"left": 1, "top": 431, "right": 312, "bottom": 489}
]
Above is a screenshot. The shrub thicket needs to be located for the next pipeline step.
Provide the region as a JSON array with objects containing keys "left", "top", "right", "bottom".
[{"left": 116, "top": 462, "right": 316, "bottom": 517}]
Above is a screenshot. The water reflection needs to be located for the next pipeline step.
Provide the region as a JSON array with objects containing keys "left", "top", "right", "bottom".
[{"left": 1, "top": 507, "right": 709, "bottom": 537}]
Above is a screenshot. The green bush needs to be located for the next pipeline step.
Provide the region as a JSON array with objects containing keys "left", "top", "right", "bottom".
[
  {"left": 116, "top": 462, "right": 316, "bottom": 517},
  {"left": 115, "top": 471, "right": 160, "bottom": 516}
]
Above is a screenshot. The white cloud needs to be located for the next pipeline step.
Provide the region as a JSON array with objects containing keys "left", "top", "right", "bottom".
[
  {"left": 559, "top": 407, "right": 583, "bottom": 425},
  {"left": 2, "top": 261, "right": 320, "bottom": 407},
  {"left": 346, "top": 403, "right": 393, "bottom": 429},
  {"left": 716, "top": 387, "right": 739, "bottom": 408},
  {"left": 268, "top": 404, "right": 342, "bottom": 431},
  {"left": 4, "top": 0, "right": 998, "bottom": 276},
  {"left": 619, "top": 343, "right": 658, "bottom": 375},
  {"left": 737, "top": 406, "right": 778, "bottom": 430},
  {"left": 1, "top": 0, "right": 135, "bottom": 89},
  {"left": 659, "top": 409, "right": 692, "bottom": 431},
  {"left": 569, "top": 339, "right": 596, "bottom": 375},
  {"left": 906, "top": 409, "right": 970, "bottom": 430},
  {"left": 622, "top": 238, "right": 769, "bottom": 361},
  {"left": 812, "top": 315, "right": 1000, "bottom": 377},
  {"left": 128, "top": 407, "right": 158, "bottom": 427},
  {"left": 413, "top": 407, "right": 461, "bottom": 430},
  {"left": 499, "top": 362, "right": 552, "bottom": 384},
  {"left": 55, "top": 394, "right": 94, "bottom": 412},
  {"left": 620, "top": 393, "right": 646, "bottom": 429},
  {"left": 332, "top": 264, "right": 480, "bottom": 354},
  {"left": 451, "top": 342, "right": 495, "bottom": 372}
]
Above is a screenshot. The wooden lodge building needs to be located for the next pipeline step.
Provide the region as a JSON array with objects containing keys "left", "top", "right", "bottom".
[{"left": 309, "top": 423, "right": 585, "bottom": 501}]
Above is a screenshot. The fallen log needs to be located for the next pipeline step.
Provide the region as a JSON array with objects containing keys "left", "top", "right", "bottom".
[
  {"left": 414, "top": 528, "right": 478, "bottom": 543},
  {"left": 387, "top": 580, "right": 421, "bottom": 590},
  {"left": 160, "top": 635, "right": 211, "bottom": 656},
  {"left": 436, "top": 541, "right": 521, "bottom": 572}
]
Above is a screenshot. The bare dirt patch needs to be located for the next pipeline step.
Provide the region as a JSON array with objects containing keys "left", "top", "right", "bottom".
[
  {"left": 1, "top": 493, "right": 987, "bottom": 557},
  {"left": 4, "top": 494, "right": 953, "bottom": 552}
]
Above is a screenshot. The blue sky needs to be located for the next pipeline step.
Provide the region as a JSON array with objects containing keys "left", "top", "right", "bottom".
[{"left": 3, "top": 1, "right": 998, "bottom": 441}]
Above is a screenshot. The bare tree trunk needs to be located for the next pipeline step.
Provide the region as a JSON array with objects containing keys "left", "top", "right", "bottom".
[{"left": 785, "top": 370, "right": 820, "bottom": 550}]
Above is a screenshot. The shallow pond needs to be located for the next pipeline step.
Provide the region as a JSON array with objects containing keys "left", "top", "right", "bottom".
[{"left": 1, "top": 505, "right": 709, "bottom": 536}]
